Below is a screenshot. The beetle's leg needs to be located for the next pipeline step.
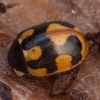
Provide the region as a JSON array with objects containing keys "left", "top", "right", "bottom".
[
  {"left": 51, "top": 67, "right": 79, "bottom": 96},
  {"left": 23, "top": 73, "right": 36, "bottom": 81}
]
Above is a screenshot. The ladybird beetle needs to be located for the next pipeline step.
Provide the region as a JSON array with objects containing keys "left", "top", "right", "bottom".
[{"left": 8, "top": 21, "right": 89, "bottom": 77}]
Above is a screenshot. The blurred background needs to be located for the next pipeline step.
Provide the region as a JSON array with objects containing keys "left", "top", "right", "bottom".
[{"left": 0, "top": 0, "right": 100, "bottom": 100}]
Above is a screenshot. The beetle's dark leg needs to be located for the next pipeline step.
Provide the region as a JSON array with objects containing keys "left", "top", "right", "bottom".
[
  {"left": 51, "top": 67, "right": 79, "bottom": 96},
  {"left": 23, "top": 73, "right": 37, "bottom": 82}
]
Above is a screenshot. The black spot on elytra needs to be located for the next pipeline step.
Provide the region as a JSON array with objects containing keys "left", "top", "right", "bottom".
[
  {"left": 27, "top": 60, "right": 57, "bottom": 74},
  {"left": 27, "top": 35, "right": 82, "bottom": 74},
  {"left": 27, "top": 36, "right": 58, "bottom": 74},
  {"left": 67, "top": 35, "right": 82, "bottom": 65},
  {"left": 20, "top": 21, "right": 75, "bottom": 50}
]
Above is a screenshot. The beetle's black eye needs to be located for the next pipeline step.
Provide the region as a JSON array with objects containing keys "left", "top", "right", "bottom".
[{"left": 7, "top": 40, "right": 27, "bottom": 74}]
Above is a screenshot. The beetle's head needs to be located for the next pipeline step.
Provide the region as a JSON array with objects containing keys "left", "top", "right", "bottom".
[{"left": 7, "top": 40, "right": 27, "bottom": 76}]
